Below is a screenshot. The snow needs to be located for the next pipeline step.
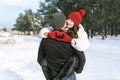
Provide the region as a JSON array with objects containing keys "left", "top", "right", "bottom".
[
  {"left": 0, "top": 31, "right": 12, "bottom": 37},
  {"left": 0, "top": 35, "right": 120, "bottom": 80}
]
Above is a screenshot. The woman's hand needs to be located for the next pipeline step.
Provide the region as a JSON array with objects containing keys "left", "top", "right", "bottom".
[
  {"left": 43, "top": 32, "right": 48, "bottom": 37},
  {"left": 47, "top": 30, "right": 72, "bottom": 42},
  {"left": 71, "top": 39, "right": 76, "bottom": 45}
]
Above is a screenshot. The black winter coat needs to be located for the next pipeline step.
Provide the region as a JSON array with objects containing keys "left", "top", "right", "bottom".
[{"left": 37, "top": 38, "right": 86, "bottom": 79}]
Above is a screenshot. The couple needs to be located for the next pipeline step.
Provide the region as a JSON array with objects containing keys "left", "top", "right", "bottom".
[{"left": 37, "top": 9, "right": 89, "bottom": 80}]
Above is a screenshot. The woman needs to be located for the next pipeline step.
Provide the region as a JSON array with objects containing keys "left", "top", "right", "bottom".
[
  {"left": 46, "top": 9, "right": 89, "bottom": 52},
  {"left": 38, "top": 10, "right": 89, "bottom": 80}
]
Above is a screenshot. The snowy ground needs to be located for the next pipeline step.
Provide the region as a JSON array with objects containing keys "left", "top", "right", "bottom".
[{"left": 0, "top": 35, "right": 120, "bottom": 80}]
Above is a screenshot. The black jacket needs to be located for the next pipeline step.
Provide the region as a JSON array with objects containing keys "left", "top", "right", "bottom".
[
  {"left": 53, "top": 50, "right": 86, "bottom": 80},
  {"left": 37, "top": 38, "right": 86, "bottom": 79}
]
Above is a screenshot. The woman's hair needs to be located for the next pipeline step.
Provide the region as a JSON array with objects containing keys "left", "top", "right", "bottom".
[{"left": 66, "top": 24, "right": 79, "bottom": 38}]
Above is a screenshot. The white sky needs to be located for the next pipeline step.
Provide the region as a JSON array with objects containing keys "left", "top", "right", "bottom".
[
  {"left": 0, "top": 0, "right": 40, "bottom": 28},
  {"left": 0, "top": 0, "right": 39, "bottom": 8}
]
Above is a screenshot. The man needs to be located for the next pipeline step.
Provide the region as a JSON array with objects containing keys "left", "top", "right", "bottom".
[{"left": 37, "top": 12, "right": 86, "bottom": 80}]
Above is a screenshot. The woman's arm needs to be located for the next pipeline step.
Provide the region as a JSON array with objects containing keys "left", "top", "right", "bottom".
[
  {"left": 71, "top": 24, "right": 89, "bottom": 51},
  {"left": 38, "top": 27, "right": 54, "bottom": 38}
]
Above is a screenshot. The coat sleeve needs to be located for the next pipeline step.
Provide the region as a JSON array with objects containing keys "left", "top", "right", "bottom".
[
  {"left": 74, "top": 50, "right": 86, "bottom": 73},
  {"left": 38, "top": 27, "right": 54, "bottom": 38},
  {"left": 53, "top": 54, "right": 78, "bottom": 79},
  {"left": 71, "top": 24, "right": 89, "bottom": 51},
  {"left": 37, "top": 39, "right": 45, "bottom": 65}
]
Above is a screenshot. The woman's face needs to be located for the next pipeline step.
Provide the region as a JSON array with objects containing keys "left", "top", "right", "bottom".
[{"left": 66, "top": 18, "right": 74, "bottom": 28}]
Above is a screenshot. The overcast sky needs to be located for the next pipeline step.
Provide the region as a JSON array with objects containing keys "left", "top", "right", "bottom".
[{"left": 0, "top": 0, "right": 40, "bottom": 28}]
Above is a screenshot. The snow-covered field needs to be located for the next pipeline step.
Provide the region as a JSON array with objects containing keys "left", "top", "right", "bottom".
[{"left": 0, "top": 35, "right": 120, "bottom": 80}]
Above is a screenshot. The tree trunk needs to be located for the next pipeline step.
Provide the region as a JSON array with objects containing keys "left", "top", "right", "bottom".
[{"left": 101, "top": 0, "right": 107, "bottom": 40}]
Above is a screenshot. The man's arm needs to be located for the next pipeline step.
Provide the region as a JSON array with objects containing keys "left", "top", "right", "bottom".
[
  {"left": 37, "top": 39, "right": 45, "bottom": 65},
  {"left": 53, "top": 54, "right": 78, "bottom": 79}
]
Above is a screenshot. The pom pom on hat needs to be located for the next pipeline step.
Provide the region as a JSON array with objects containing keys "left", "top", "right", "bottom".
[
  {"left": 79, "top": 9, "right": 85, "bottom": 17},
  {"left": 67, "top": 9, "right": 85, "bottom": 27}
]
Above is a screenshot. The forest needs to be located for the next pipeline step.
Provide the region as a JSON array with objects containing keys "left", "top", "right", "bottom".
[{"left": 14, "top": 0, "right": 120, "bottom": 39}]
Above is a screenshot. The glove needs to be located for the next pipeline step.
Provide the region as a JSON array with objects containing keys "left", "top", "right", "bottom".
[
  {"left": 57, "top": 32, "right": 72, "bottom": 42},
  {"left": 48, "top": 30, "right": 72, "bottom": 42},
  {"left": 47, "top": 30, "right": 57, "bottom": 39}
]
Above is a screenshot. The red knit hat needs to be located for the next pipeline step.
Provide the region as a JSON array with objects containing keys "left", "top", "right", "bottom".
[{"left": 67, "top": 9, "right": 85, "bottom": 27}]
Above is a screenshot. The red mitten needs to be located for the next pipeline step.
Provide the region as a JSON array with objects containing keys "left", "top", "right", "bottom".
[
  {"left": 48, "top": 30, "right": 72, "bottom": 42},
  {"left": 47, "top": 30, "right": 57, "bottom": 39},
  {"left": 55, "top": 30, "right": 64, "bottom": 38},
  {"left": 58, "top": 32, "right": 72, "bottom": 42},
  {"left": 47, "top": 30, "right": 63, "bottom": 39}
]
